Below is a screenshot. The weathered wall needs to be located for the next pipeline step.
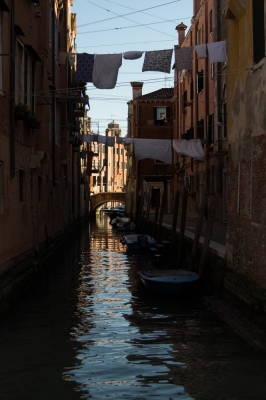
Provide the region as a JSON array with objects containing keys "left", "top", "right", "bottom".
[{"left": 226, "top": 0, "right": 266, "bottom": 290}]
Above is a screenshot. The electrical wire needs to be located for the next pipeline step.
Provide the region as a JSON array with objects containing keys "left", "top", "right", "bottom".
[
  {"left": 80, "top": 1, "right": 177, "bottom": 39},
  {"left": 77, "top": 0, "right": 181, "bottom": 28},
  {"left": 77, "top": 18, "right": 180, "bottom": 36}
]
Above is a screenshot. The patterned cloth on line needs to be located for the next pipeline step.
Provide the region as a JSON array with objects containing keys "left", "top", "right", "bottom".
[
  {"left": 174, "top": 46, "right": 193, "bottom": 71},
  {"left": 75, "top": 53, "right": 95, "bottom": 83},
  {"left": 142, "top": 49, "right": 173, "bottom": 74}
]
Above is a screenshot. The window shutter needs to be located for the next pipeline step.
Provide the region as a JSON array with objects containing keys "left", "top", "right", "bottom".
[
  {"left": 196, "top": 71, "right": 204, "bottom": 93},
  {"left": 252, "top": 0, "right": 265, "bottom": 64}
]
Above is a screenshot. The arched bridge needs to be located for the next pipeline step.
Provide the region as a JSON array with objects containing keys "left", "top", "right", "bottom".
[{"left": 90, "top": 192, "right": 125, "bottom": 211}]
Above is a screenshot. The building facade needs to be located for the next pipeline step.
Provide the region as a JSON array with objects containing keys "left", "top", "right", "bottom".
[
  {"left": 89, "top": 122, "right": 127, "bottom": 196},
  {"left": 225, "top": 0, "right": 266, "bottom": 303},
  {"left": 0, "top": 0, "right": 90, "bottom": 308},
  {"left": 125, "top": 82, "right": 175, "bottom": 219},
  {"left": 173, "top": 0, "right": 228, "bottom": 222}
]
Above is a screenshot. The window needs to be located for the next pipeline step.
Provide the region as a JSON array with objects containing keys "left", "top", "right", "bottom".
[
  {"left": 153, "top": 107, "right": 170, "bottom": 125},
  {"left": 207, "top": 114, "right": 214, "bottom": 144},
  {"left": 15, "top": 41, "right": 24, "bottom": 103},
  {"left": 209, "top": 10, "right": 213, "bottom": 34},
  {"left": 19, "top": 170, "right": 25, "bottom": 202},
  {"left": 211, "top": 63, "right": 214, "bottom": 79},
  {"left": 197, "top": 119, "right": 204, "bottom": 140},
  {"left": 0, "top": 161, "right": 3, "bottom": 214},
  {"left": 197, "top": 28, "right": 201, "bottom": 45},
  {"left": 182, "top": 90, "right": 187, "bottom": 109},
  {"left": 252, "top": 0, "right": 265, "bottom": 64},
  {"left": 196, "top": 70, "right": 204, "bottom": 94}
]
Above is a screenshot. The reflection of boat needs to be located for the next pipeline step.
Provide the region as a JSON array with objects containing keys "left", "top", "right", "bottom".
[
  {"left": 120, "top": 234, "right": 156, "bottom": 252},
  {"left": 105, "top": 205, "right": 125, "bottom": 219},
  {"left": 138, "top": 269, "right": 199, "bottom": 295},
  {"left": 117, "top": 222, "right": 136, "bottom": 232}
]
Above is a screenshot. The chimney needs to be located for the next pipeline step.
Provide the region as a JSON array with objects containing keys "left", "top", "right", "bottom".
[
  {"left": 193, "top": 0, "right": 201, "bottom": 17},
  {"left": 131, "top": 82, "right": 143, "bottom": 99},
  {"left": 175, "top": 22, "right": 187, "bottom": 46}
]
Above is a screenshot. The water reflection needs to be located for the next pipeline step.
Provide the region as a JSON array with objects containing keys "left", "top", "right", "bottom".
[{"left": 0, "top": 214, "right": 265, "bottom": 399}]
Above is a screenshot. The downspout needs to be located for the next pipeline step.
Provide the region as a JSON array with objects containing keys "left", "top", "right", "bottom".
[
  {"left": 10, "top": 0, "right": 15, "bottom": 178},
  {"left": 52, "top": 0, "right": 56, "bottom": 186}
]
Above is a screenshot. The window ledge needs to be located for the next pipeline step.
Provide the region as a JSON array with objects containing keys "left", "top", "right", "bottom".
[{"left": 250, "top": 57, "right": 266, "bottom": 73}]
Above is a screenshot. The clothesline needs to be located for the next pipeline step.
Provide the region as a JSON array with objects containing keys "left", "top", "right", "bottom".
[
  {"left": 59, "top": 40, "right": 227, "bottom": 90},
  {"left": 80, "top": 134, "right": 204, "bottom": 161}
]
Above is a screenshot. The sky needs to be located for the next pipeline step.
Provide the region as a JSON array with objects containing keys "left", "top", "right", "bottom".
[{"left": 71, "top": 0, "right": 193, "bottom": 136}]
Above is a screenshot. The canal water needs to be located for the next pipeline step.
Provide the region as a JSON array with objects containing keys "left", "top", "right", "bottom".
[{"left": 0, "top": 214, "right": 266, "bottom": 400}]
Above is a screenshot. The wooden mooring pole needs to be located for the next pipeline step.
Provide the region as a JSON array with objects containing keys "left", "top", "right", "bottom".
[
  {"left": 199, "top": 195, "right": 217, "bottom": 275},
  {"left": 189, "top": 194, "right": 207, "bottom": 271},
  {"left": 156, "top": 191, "right": 166, "bottom": 243},
  {"left": 170, "top": 190, "right": 180, "bottom": 251},
  {"left": 177, "top": 188, "right": 188, "bottom": 266}
]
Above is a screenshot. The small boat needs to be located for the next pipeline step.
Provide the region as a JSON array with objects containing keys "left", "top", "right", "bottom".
[
  {"left": 106, "top": 205, "right": 125, "bottom": 219},
  {"left": 120, "top": 234, "right": 156, "bottom": 252},
  {"left": 138, "top": 269, "right": 199, "bottom": 295},
  {"left": 110, "top": 216, "right": 130, "bottom": 228},
  {"left": 117, "top": 221, "right": 136, "bottom": 232}
]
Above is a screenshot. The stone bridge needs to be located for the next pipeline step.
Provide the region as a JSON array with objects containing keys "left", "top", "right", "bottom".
[{"left": 90, "top": 192, "right": 125, "bottom": 211}]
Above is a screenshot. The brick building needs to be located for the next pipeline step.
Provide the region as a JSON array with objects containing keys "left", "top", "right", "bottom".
[
  {"left": 173, "top": 0, "right": 228, "bottom": 222},
  {"left": 0, "top": 0, "right": 90, "bottom": 308},
  {"left": 125, "top": 82, "right": 175, "bottom": 219}
]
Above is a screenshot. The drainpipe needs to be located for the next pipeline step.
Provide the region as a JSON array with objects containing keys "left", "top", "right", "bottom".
[
  {"left": 10, "top": 0, "right": 15, "bottom": 178},
  {"left": 52, "top": 0, "right": 56, "bottom": 186}
]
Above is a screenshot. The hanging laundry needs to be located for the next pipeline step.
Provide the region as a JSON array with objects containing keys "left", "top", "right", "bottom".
[
  {"left": 174, "top": 46, "right": 193, "bottom": 71},
  {"left": 98, "top": 135, "right": 106, "bottom": 145},
  {"left": 58, "top": 51, "right": 67, "bottom": 64},
  {"left": 207, "top": 41, "right": 227, "bottom": 63},
  {"left": 75, "top": 53, "right": 94, "bottom": 83},
  {"left": 93, "top": 134, "right": 98, "bottom": 143},
  {"left": 133, "top": 139, "right": 172, "bottom": 164},
  {"left": 195, "top": 44, "right": 207, "bottom": 59},
  {"left": 124, "top": 138, "right": 134, "bottom": 145},
  {"left": 172, "top": 139, "right": 204, "bottom": 161},
  {"left": 92, "top": 54, "right": 122, "bottom": 89},
  {"left": 123, "top": 51, "right": 144, "bottom": 60},
  {"left": 68, "top": 53, "right": 76, "bottom": 67},
  {"left": 116, "top": 137, "right": 124, "bottom": 144},
  {"left": 142, "top": 49, "right": 173, "bottom": 74},
  {"left": 106, "top": 136, "right": 115, "bottom": 147},
  {"left": 83, "top": 135, "right": 93, "bottom": 143}
]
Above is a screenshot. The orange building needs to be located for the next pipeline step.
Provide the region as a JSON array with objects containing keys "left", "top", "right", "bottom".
[
  {"left": 125, "top": 82, "right": 175, "bottom": 218},
  {"left": 173, "top": 0, "right": 228, "bottom": 222}
]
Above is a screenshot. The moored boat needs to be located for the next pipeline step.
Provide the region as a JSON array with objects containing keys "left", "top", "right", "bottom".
[
  {"left": 138, "top": 269, "right": 199, "bottom": 294},
  {"left": 120, "top": 234, "right": 156, "bottom": 252}
]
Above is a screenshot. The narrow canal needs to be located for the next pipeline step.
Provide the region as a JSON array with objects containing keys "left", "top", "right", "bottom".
[{"left": 0, "top": 214, "right": 266, "bottom": 400}]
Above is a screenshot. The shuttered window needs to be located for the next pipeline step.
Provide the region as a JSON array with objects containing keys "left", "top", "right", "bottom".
[
  {"left": 196, "top": 70, "right": 204, "bottom": 94},
  {"left": 252, "top": 0, "right": 265, "bottom": 64}
]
